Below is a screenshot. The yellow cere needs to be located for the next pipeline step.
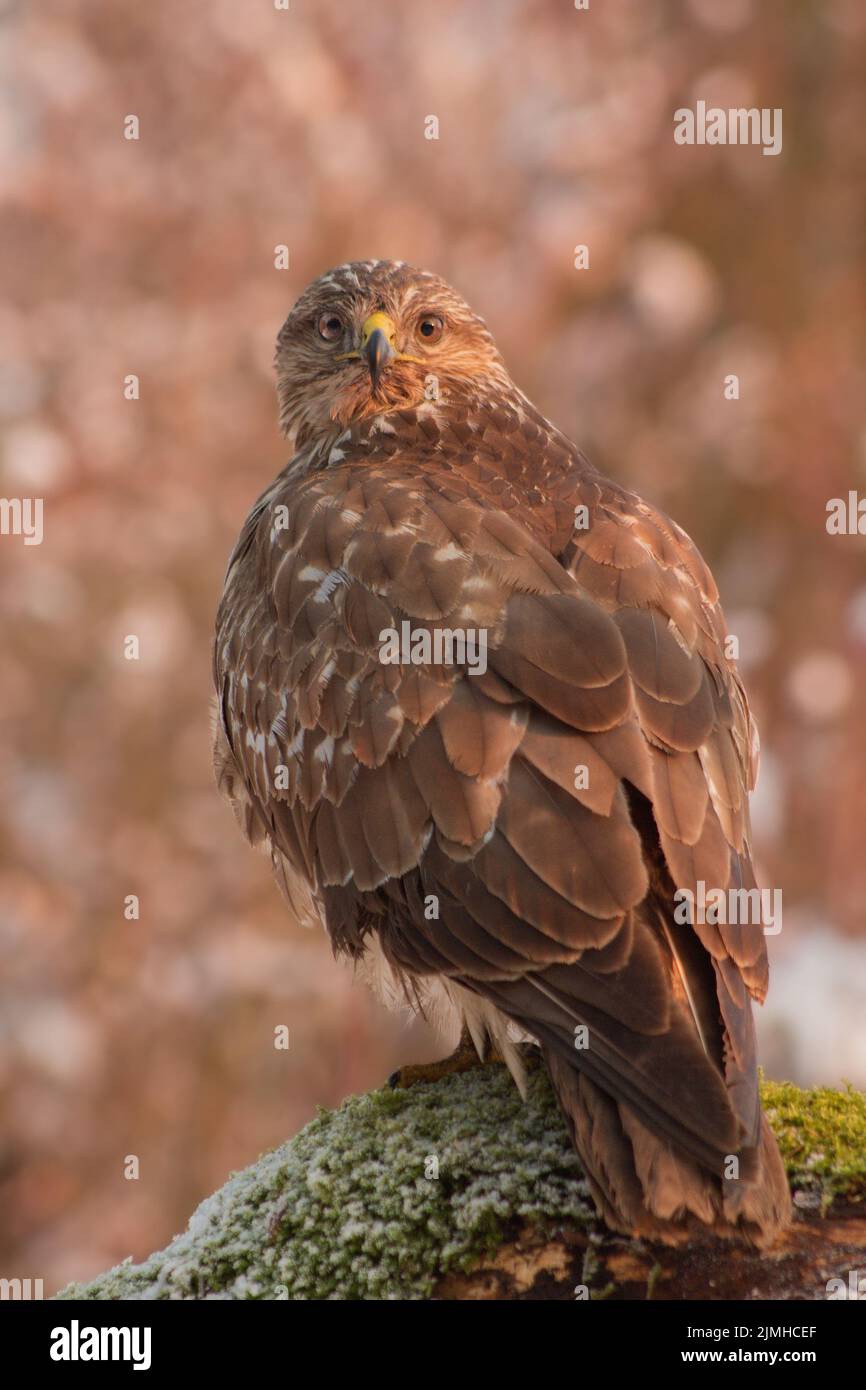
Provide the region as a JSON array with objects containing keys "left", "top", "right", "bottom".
[
  {"left": 361, "top": 312, "right": 397, "bottom": 344},
  {"left": 336, "top": 311, "right": 423, "bottom": 365}
]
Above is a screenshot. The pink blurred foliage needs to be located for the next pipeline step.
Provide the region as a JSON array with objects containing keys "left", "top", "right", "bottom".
[{"left": 0, "top": 0, "right": 864, "bottom": 1291}]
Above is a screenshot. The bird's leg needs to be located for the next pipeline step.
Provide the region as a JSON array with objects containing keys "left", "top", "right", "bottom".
[{"left": 387, "top": 1024, "right": 504, "bottom": 1089}]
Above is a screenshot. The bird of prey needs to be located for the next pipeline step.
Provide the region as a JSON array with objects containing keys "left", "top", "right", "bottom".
[{"left": 213, "top": 259, "right": 790, "bottom": 1245}]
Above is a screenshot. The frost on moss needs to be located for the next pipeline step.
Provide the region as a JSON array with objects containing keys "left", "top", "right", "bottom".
[
  {"left": 56, "top": 1069, "right": 866, "bottom": 1301},
  {"left": 56, "top": 1065, "right": 593, "bottom": 1301}
]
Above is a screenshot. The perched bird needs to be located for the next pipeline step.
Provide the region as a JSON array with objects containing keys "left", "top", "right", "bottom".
[{"left": 213, "top": 259, "right": 790, "bottom": 1245}]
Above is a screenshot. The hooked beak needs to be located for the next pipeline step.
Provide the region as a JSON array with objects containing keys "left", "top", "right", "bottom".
[{"left": 361, "top": 312, "right": 396, "bottom": 392}]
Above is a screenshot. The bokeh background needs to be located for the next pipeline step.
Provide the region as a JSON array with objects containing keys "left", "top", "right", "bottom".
[{"left": 1, "top": 0, "right": 865, "bottom": 1294}]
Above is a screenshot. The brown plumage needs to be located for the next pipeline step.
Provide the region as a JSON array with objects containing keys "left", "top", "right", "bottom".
[{"left": 213, "top": 260, "right": 790, "bottom": 1245}]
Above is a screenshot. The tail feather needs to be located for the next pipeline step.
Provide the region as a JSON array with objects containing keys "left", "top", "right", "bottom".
[{"left": 544, "top": 1049, "right": 790, "bottom": 1246}]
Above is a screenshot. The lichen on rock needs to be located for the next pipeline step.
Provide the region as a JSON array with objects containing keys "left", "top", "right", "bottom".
[
  {"left": 57, "top": 1064, "right": 594, "bottom": 1301},
  {"left": 56, "top": 1068, "right": 866, "bottom": 1301}
]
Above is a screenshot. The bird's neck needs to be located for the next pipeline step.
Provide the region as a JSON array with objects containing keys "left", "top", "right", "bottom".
[{"left": 289, "top": 376, "right": 568, "bottom": 460}]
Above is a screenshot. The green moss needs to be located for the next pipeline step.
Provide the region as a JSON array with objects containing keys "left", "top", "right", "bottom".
[
  {"left": 54, "top": 1070, "right": 866, "bottom": 1301},
  {"left": 762, "top": 1079, "right": 866, "bottom": 1206}
]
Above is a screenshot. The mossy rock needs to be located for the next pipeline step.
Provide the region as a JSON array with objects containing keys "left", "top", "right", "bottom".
[
  {"left": 56, "top": 1068, "right": 866, "bottom": 1301},
  {"left": 761, "top": 1079, "right": 866, "bottom": 1208}
]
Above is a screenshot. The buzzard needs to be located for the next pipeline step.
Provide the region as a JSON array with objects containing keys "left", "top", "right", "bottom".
[{"left": 213, "top": 260, "right": 790, "bottom": 1244}]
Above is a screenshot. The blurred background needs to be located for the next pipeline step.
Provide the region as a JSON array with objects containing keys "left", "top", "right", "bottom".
[{"left": 1, "top": 0, "right": 865, "bottom": 1294}]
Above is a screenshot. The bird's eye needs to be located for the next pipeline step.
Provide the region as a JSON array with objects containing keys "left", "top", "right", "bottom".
[
  {"left": 317, "top": 312, "right": 344, "bottom": 342},
  {"left": 417, "top": 313, "right": 444, "bottom": 344}
]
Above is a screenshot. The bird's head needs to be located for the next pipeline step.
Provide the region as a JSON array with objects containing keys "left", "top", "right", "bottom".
[{"left": 274, "top": 260, "right": 511, "bottom": 446}]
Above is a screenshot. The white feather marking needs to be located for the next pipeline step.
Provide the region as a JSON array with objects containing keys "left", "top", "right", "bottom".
[
  {"left": 433, "top": 542, "right": 464, "bottom": 562},
  {"left": 314, "top": 568, "right": 348, "bottom": 603},
  {"left": 314, "top": 736, "right": 336, "bottom": 767},
  {"left": 370, "top": 416, "right": 396, "bottom": 435},
  {"left": 461, "top": 574, "right": 495, "bottom": 594}
]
